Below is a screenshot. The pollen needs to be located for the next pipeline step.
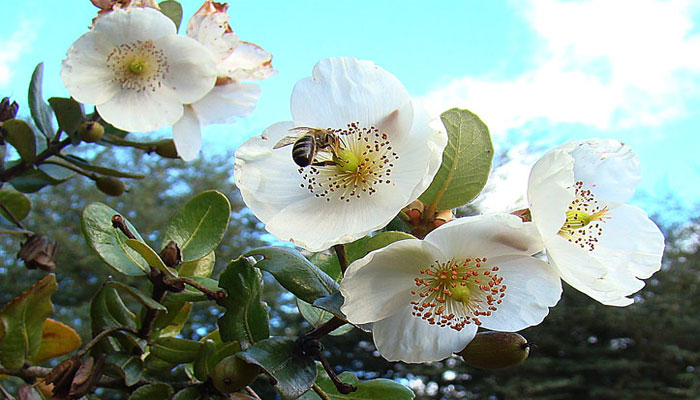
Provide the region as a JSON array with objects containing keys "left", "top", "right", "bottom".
[
  {"left": 557, "top": 181, "right": 611, "bottom": 251},
  {"left": 106, "top": 40, "right": 168, "bottom": 93},
  {"left": 410, "top": 258, "right": 505, "bottom": 331},
  {"left": 299, "top": 122, "right": 398, "bottom": 202}
]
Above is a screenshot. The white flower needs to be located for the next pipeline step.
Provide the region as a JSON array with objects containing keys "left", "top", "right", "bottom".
[
  {"left": 172, "top": 1, "right": 275, "bottom": 161},
  {"left": 527, "top": 139, "right": 665, "bottom": 306},
  {"left": 61, "top": 7, "right": 217, "bottom": 133},
  {"left": 234, "top": 57, "right": 447, "bottom": 252},
  {"left": 339, "top": 214, "right": 562, "bottom": 363}
]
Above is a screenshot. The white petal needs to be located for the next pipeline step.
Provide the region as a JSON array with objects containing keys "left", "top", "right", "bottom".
[
  {"left": 190, "top": 82, "right": 261, "bottom": 125},
  {"left": 186, "top": 6, "right": 240, "bottom": 64},
  {"left": 372, "top": 306, "right": 476, "bottom": 363},
  {"left": 567, "top": 139, "right": 640, "bottom": 204},
  {"left": 290, "top": 57, "right": 412, "bottom": 132},
  {"left": 403, "top": 101, "right": 448, "bottom": 201},
  {"left": 172, "top": 106, "right": 202, "bottom": 161},
  {"left": 93, "top": 8, "right": 175, "bottom": 45},
  {"left": 528, "top": 148, "right": 575, "bottom": 239},
  {"left": 61, "top": 31, "right": 121, "bottom": 105},
  {"left": 155, "top": 35, "right": 217, "bottom": 104},
  {"left": 478, "top": 255, "right": 561, "bottom": 331},
  {"left": 97, "top": 85, "right": 183, "bottom": 132},
  {"left": 340, "top": 239, "right": 442, "bottom": 325},
  {"left": 219, "top": 41, "right": 276, "bottom": 81},
  {"left": 425, "top": 214, "right": 544, "bottom": 259}
]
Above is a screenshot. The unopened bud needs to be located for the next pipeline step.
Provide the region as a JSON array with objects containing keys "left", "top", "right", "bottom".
[
  {"left": 0, "top": 97, "right": 19, "bottom": 122},
  {"left": 154, "top": 139, "right": 179, "bottom": 159},
  {"left": 159, "top": 241, "right": 182, "bottom": 268},
  {"left": 77, "top": 121, "right": 104, "bottom": 143},
  {"left": 402, "top": 200, "right": 425, "bottom": 223},
  {"left": 457, "top": 331, "right": 530, "bottom": 370},
  {"left": 17, "top": 234, "right": 58, "bottom": 271},
  {"left": 95, "top": 176, "right": 126, "bottom": 196},
  {"left": 433, "top": 209, "right": 455, "bottom": 228},
  {"left": 211, "top": 355, "right": 261, "bottom": 394}
]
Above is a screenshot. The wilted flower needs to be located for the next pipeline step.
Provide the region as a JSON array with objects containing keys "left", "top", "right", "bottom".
[
  {"left": 61, "top": 7, "right": 217, "bottom": 133},
  {"left": 528, "top": 139, "right": 665, "bottom": 306},
  {"left": 340, "top": 214, "right": 562, "bottom": 363},
  {"left": 234, "top": 57, "right": 446, "bottom": 251},
  {"left": 89, "top": 0, "right": 160, "bottom": 27},
  {"left": 172, "top": 0, "right": 275, "bottom": 161}
]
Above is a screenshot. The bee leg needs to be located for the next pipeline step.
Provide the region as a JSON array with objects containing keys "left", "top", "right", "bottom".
[{"left": 311, "top": 160, "right": 338, "bottom": 167}]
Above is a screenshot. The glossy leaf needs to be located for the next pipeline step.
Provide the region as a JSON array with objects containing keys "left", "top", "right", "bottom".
[
  {"left": 105, "top": 281, "right": 167, "bottom": 311},
  {"left": 193, "top": 339, "right": 217, "bottom": 381},
  {"left": 61, "top": 154, "right": 146, "bottom": 179},
  {"left": 9, "top": 162, "right": 75, "bottom": 193},
  {"left": 28, "top": 63, "right": 55, "bottom": 138},
  {"left": 239, "top": 337, "right": 316, "bottom": 400},
  {"left": 217, "top": 257, "right": 269, "bottom": 349},
  {"left": 247, "top": 247, "right": 338, "bottom": 304},
  {"left": 150, "top": 337, "right": 202, "bottom": 364},
  {"left": 126, "top": 238, "right": 178, "bottom": 277},
  {"left": 128, "top": 383, "right": 174, "bottom": 400},
  {"left": 90, "top": 284, "right": 139, "bottom": 354},
  {"left": 2, "top": 119, "right": 36, "bottom": 162},
  {"left": 300, "top": 368, "right": 414, "bottom": 400},
  {"left": 296, "top": 299, "right": 352, "bottom": 336},
  {"left": 0, "top": 274, "right": 56, "bottom": 370},
  {"left": 364, "top": 231, "right": 414, "bottom": 254},
  {"left": 29, "top": 318, "right": 82, "bottom": 364},
  {"left": 48, "top": 97, "right": 83, "bottom": 141},
  {"left": 419, "top": 108, "right": 493, "bottom": 209},
  {"left": 178, "top": 251, "right": 215, "bottom": 278},
  {"left": 81, "top": 202, "right": 149, "bottom": 276},
  {"left": 173, "top": 387, "right": 203, "bottom": 400},
  {"left": 0, "top": 188, "right": 31, "bottom": 221},
  {"left": 159, "top": 1, "right": 183, "bottom": 31},
  {"left": 312, "top": 292, "right": 346, "bottom": 320},
  {"left": 106, "top": 352, "right": 144, "bottom": 387},
  {"left": 162, "top": 190, "right": 231, "bottom": 262},
  {"left": 153, "top": 299, "right": 191, "bottom": 337}
]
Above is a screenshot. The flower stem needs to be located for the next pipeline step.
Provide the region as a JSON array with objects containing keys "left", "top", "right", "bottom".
[
  {"left": 334, "top": 244, "right": 349, "bottom": 273},
  {"left": 312, "top": 383, "right": 332, "bottom": 400},
  {"left": 0, "top": 202, "right": 30, "bottom": 239}
]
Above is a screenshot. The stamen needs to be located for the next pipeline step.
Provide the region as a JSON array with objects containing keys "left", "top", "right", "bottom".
[
  {"left": 410, "top": 259, "right": 506, "bottom": 331},
  {"left": 558, "top": 181, "right": 610, "bottom": 251},
  {"left": 107, "top": 40, "right": 169, "bottom": 93}
]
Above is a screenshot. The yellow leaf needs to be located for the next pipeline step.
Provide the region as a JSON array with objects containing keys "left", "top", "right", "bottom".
[{"left": 29, "top": 318, "right": 81, "bottom": 364}]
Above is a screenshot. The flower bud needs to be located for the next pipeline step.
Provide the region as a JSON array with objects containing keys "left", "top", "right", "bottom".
[
  {"left": 457, "top": 331, "right": 530, "bottom": 370},
  {"left": 95, "top": 176, "right": 126, "bottom": 196},
  {"left": 17, "top": 234, "right": 58, "bottom": 272},
  {"left": 77, "top": 121, "right": 105, "bottom": 143},
  {"left": 402, "top": 200, "right": 425, "bottom": 224},
  {"left": 0, "top": 97, "right": 19, "bottom": 122},
  {"left": 154, "top": 139, "right": 179, "bottom": 159},
  {"left": 211, "top": 355, "right": 261, "bottom": 394},
  {"left": 433, "top": 209, "right": 455, "bottom": 228}
]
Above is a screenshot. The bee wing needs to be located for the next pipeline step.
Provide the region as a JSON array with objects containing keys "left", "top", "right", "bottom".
[{"left": 273, "top": 135, "right": 299, "bottom": 149}]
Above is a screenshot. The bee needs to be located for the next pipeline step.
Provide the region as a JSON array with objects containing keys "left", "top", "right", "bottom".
[{"left": 273, "top": 127, "right": 342, "bottom": 167}]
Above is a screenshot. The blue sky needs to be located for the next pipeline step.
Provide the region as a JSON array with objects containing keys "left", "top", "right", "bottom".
[{"left": 1, "top": 0, "right": 699, "bottom": 219}]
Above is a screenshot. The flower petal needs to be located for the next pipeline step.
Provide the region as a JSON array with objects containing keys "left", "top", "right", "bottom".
[
  {"left": 154, "top": 35, "right": 217, "bottom": 104},
  {"left": 96, "top": 85, "right": 183, "bottom": 132},
  {"left": 61, "top": 31, "right": 121, "bottom": 105},
  {"left": 372, "top": 306, "right": 476, "bottom": 363},
  {"left": 425, "top": 214, "right": 544, "bottom": 259},
  {"left": 220, "top": 41, "right": 276, "bottom": 81},
  {"left": 528, "top": 148, "right": 575, "bottom": 239},
  {"left": 172, "top": 106, "right": 202, "bottom": 161},
  {"left": 93, "top": 7, "right": 175, "bottom": 45},
  {"left": 190, "top": 82, "right": 261, "bottom": 125},
  {"left": 186, "top": 1, "right": 240, "bottom": 64},
  {"left": 477, "top": 255, "right": 561, "bottom": 331},
  {"left": 340, "top": 239, "right": 443, "bottom": 325}
]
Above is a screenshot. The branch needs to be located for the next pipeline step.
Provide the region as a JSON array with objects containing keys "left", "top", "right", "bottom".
[
  {"left": 333, "top": 244, "right": 349, "bottom": 273},
  {"left": 0, "top": 138, "right": 72, "bottom": 183}
]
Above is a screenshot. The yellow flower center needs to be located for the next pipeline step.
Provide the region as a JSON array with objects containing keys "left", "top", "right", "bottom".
[
  {"left": 298, "top": 122, "right": 398, "bottom": 203},
  {"left": 410, "top": 258, "right": 506, "bottom": 331},
  {"left": 129, "top": 60, "right": 146, "bottom": 75},
  {"left": 106, "top": 39, "right": 168, "bottom": 93},
  {"left": 557, "top": 181, "right": 611, "bottom": 251}
]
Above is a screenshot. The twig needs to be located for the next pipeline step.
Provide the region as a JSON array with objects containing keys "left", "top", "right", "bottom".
[
  {"left": 0, "top": 138, "right": 72, "bottom": 183},
  {"left": 312, "top": 383, "right": 332, "bottom": 400},
  {"left": 0, "top": 385, "right": 16, "bottom": 400},
  {"left": 0, "top": 202, "right": 29, "bottom": 238},
  {"left": 111, "top": 215, "right": 136, "bottom": 239},
  {"left": 306, "top": 317, "right": 347, "bottom": 340},
  {"left": 300, "top": 338, "right": 356, "bottom": 394},
  {"left": 77, "top": 326, "right": 143, "bottom": 358},
  {"left": 333, "top": 244, "right": 349, "bottom": 273},
  {"left": 179, "top": 277, "right": 227, "bottom": 301}
]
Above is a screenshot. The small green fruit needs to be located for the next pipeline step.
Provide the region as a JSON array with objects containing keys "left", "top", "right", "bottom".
[
  {"left": 457, "top": 331, "right": 530, "bottom": 370},
  {"left": 77, "top": 121, "right": 104, "bottom": 143},
  {"left": 211, "top": 355, "right": 261, "bottom": 394},
  {"left": 154, "top": 139, "right": 179, "bottom": 159},
  {"left": 95, "top": 176, "right": 126, "bottom": 196}
]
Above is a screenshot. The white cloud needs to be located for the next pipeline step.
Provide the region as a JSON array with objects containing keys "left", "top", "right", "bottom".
[
  {"left": 420, "top": 0, "right": 700, "bottom": 136},
  {"left": 0, "top": 20, "right": 37, "bottom": 87}
]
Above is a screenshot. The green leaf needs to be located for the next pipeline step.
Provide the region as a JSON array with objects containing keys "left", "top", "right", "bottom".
[
  {"left": 90, "top": 284, "right": 140, "bottom": 354},
  {"left": 126, "top": 238, "right": 178, "bottom": 277},
  {"left": 150, "top": 337, "right": 202, "bottom": 364},
  {"left": 159, "top": 0, "right": 183, "bottom": 31},
  {"left": 0, "top": 188, "right": 31, "bottom": 221},
  {"left": 173, "top": 387, "right": 203, "bottom": 400},
  {"left": 300, "top": 367, "right": 414, "bottom": 400},
  {"left": 246, "top": 246, "right": 338, "bottom": 303},
  {"left": 162, "top": 190, "right": 231, "bottom": 262},
  {"left": 312, "top": 292, "right": 346, "bottom": 320},
  {"left": 167, "top": 277, "right": 220, "bottom": 302},
  {"left": 0, "top": 274, "right": 56, "bottom": 370},
  {"left": 2, "top": 119, "right": 36, "bottom": 162},
  {"left": 106, "top": 352, "right": 144, "bottom": 387},
  {"left": 28, "top": 63, "right": 55, "bottom": 138},
  {"left": 419, "top": 108, "right": 493, "bottom": 209},
  {"left": 9, "top": 163, "right": 75, "bottom": 193},
  {"left": 153, "top": 300, "right": 191, "bottom": 337},
  {"left": 178, "top": 251, "right": 215, "bottom": 278},
  {"left": 60, "top": 154, "right": 146, "bottom": 179},
  {"left": 48, "top": 97, "right": 83, "bottom": 142},
  {"left": 217, "top": 257, "right": 269, "bottom": 349},
  {"left": 81, "top": 202, "right": 149, "bottom": 276},
  {"left": 193, "top": 338, "right": 217, "bottom": 381},
  {"left": 239, "top": 337, "right": 317, "bottom": 400},
  {"left": 364, "top": 231, "right": 414, "bottom": 254},
  {"left": 105, "top": 281, "right": 167, "bottom": 311},
  {"left": 296, "top": 299, "right": 352, "bottom": 336},
  {"left": 128, "top": 383, "right": 174, "bottom": 400}
]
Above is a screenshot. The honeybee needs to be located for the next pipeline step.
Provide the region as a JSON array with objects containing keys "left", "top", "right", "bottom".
[{"left": 273, "top": 127, "right": 342, "bottom": 167}]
